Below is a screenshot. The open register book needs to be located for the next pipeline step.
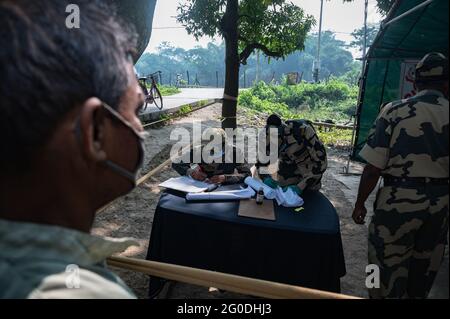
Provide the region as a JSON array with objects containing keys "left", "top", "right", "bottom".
[{"left": 159, "top": 176, "right": 211, "bottom": 193}]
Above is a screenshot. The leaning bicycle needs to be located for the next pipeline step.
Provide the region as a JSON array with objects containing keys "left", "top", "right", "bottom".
[{"left": 138, "top": 71, "right": 163, "bottom": 111}]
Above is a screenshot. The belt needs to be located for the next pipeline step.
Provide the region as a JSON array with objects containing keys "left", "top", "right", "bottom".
[{"left": 383, "top": 176, "right": 449, "bottom": 187}]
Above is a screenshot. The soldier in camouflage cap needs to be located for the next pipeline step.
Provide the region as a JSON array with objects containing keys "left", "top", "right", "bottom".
[
  {"left": 415, "top": 52, "right": 449, "bottom": 84},
  {"left": 256, "top": 114, "right": 328, "bottom": 195},
  {"left": 172, "top": 128, "right": 251, "bottom": 185},
  {"left": 353, "top": 52, "right": 449, "bottom": 298}
]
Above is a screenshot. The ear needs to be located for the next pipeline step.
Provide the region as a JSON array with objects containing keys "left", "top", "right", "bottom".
[{"left": 79, "top": 97, "right": 107, "bottom": 162}]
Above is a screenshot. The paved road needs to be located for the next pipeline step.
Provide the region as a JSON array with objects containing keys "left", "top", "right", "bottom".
[{"left": 141, "top": 88, "right": 224, "bottom": 115}]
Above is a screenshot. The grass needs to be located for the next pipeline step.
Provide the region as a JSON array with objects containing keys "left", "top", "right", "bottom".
[
  {"left": 317, "top": 128, "right": 353, "bottom": 148},
  {"left": 238, "top": 80, "right": 357, "bottom": 148},
  {"left": 158, "top": 85, "right": 181, "bottom": 96},
  {"left": 144, "top": 84, "right": 181, "bottom": 96}
]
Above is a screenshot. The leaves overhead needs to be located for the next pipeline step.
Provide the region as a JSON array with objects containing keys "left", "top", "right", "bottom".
[
  {"left": 177, "top": 0, "right": 316, "bottom": 65},
  {"left": 349, "top": 23, "right": 380, "bottom": 53},
  {"left": 341, "top": 0, "right": 396, "bottom": 16}
]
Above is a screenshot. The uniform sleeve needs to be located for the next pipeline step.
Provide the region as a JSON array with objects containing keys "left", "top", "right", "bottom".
[
  {"left": 171, "top": 146, "right": 194, "bottom": 176},
  {"left": 256, "top": 129, "right": 274, "bottom": 180},
  {"left": 171, "top": 162, "right": 192, "bottom": 177},
  {"left": 223, "top": 148, "right": 252, "bottom": 185},
  {"left": 295, "top": 125, "right": 328, "bottom": 191},
  {"left": 359, "top": 104, "right": 393, "bottom": 170}
]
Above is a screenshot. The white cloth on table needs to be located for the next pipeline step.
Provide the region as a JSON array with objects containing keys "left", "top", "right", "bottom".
[
  {"left": 186, "top": 187, "right": 256, "bottom": 201},
  {"left": 244, "top": 177, "right": 277, "bottom": 200},
  {"left": 244, "top": 177, "right": 304, "bottom": 208},
  {"left": 274, "top": 187, "right": 304, "bottom": 208}
]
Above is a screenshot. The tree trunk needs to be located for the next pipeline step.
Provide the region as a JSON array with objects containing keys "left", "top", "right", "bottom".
[
  {"left": 111, "top": 0, "right": 157, "bottom": 62},
  {"left": 221, "top": 0, "right": 240, "bottom": 129}
]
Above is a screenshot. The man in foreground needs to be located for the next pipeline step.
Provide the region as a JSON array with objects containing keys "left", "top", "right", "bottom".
[
  {"left": 352, "top": 53, "right": 449, "bottom": 299},
  {"left": 0, "top": 0, "right": 146, "bottom": 298}
]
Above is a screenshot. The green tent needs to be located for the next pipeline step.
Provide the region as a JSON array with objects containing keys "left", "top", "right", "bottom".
[{"left": 352, "top": 0, "right": 449, "bottom": 160}]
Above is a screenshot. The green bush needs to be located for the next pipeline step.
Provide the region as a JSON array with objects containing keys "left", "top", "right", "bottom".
[
  {"left": 158, "top": 85, "right": 181, "bottom": 96},
  {"left": 239, "top": 80, "right": 358, "bottom": 122}
]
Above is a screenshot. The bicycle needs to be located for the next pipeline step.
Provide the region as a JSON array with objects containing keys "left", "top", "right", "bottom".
[{"left": 138, "top": 71, "right": 163, "bottom": 111}]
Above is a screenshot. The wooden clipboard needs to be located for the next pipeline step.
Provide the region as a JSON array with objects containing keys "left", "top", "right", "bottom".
[{"left": 238, "top": 199, "right": 276, "bottom": 221}]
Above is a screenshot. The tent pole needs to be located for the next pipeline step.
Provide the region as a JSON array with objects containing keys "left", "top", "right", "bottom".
[
  {"left": 382, "top": 0, "right": 434, "bottom": 28},
  {"left": 344, "top": 0, "right": 368, "bottom": 175}
]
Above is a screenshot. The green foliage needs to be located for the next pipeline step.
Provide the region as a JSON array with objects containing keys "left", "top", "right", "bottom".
[
  {"left": 239, "top": 80, "right": 358, "bottom": 122},
  {"left": 342, "top": 0, "right": 395, "bottom": 15},
  {"left": 135, "top": 31, "right": 358, "bottom": 86},
  {"left": 349, "top": 23, "right": 380, "bottom": 53},
  {"left": 238, "top": 0, "right": 316, "bottom": 60},
  {"left": 178, "top": 105, "right": 193, "bottom": 114},
  {"left": 177, "top": 0, "right": 316, "bottom": 63},
  {"left": 317, "top": 128, "right": 353, "bottom": 148},
  {"left": 158, "top": 85, "right": 180, "bottom": 96},
  {"left": 136, "top": 42, "right": 225, "bottom": 87},
  {"left": 336, "top": 62, "right": 362, "bottom": 86}
]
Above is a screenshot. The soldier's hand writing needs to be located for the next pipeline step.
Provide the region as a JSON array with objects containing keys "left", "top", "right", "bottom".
[
  {"left": 352, "top": 204, "right": 367, "bottom": 225},
  {"left": 209, "top": 175, "right": 225, "bottom": 184},
  {"left": 190, "top": 167, "right": 207, "bottom": 181}
]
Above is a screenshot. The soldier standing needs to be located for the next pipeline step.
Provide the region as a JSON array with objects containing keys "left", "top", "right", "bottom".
[
  {"left": 352, "top": 52, "right": 449, "bottom": 299},
  {"left": 257, "top": 114, "right": 328, "bottom": 195}
]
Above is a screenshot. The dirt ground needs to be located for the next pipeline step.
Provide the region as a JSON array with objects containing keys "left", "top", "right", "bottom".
[{"left": 92, "top": 103, "right": 449, "bottom": 299}]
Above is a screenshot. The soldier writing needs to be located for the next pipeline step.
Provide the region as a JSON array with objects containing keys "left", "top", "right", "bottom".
[
  {"left": 256, "top": 114, "right": 328, "bottom": 195},
  {"left": 172, "top": 128, "right": 251, "bottom": 185},
  {"left": 352, "top": 52, "right": 449, "bottom": 299}
]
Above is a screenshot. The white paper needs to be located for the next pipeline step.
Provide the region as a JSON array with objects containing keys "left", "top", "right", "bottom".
[
  {"left": 159, "top": 176, "right": 210, "bottom": 193},
  {"left": 244, "top": 177, "right": 304, "bottom": 207},
  {"left": 244, "top": 177, "right": 277, "bottom": 200},
  {"left": 186, "top": 187, "right": 256, "bottom": 201}
]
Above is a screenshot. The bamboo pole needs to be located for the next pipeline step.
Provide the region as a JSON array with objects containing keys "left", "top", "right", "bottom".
[
  {"left": 107, "top": 256, "right": 361, "bottom": 299},
  {"left": 312, "top": 121, "right": 354, "bottom": 131}
]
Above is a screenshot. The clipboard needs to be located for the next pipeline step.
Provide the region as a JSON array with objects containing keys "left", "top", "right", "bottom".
[{"left": 238, "top": 199, "right": 276, "bottom": 221}]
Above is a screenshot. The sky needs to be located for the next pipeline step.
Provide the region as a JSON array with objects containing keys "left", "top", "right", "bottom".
[{"left": 146, "top": 0, "right": 383, "bottom": 56}]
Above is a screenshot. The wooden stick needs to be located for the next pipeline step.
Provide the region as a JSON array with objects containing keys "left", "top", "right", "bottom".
[
  {"left": 107, "top": 256, "right": 361, "bottom": 299},
  {"left": 97, "top": 157, "right": 171, "bottom": 214},
  {"left": 312, "top": 121, "right": 354, "bottom": 130},
  {"left": 97, "top": 143, "right": 192, "bottom": 214},
  {"left": 136, "top": 158, "right": 172, "bottom": 186}
]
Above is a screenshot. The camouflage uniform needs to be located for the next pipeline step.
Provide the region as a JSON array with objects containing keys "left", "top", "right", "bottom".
[
  {"left": 258, "top": 119, "right": 328, "bottom": 192},
  {"left": 360, "top": 53, "right": 449, "bottom": 299},
  {"left": 172, "top": 143, "right": 251, "bottom": 185}
]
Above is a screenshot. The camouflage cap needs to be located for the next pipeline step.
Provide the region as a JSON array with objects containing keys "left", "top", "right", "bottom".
[
  {"left": 201, "top": 127, "right": 226, "bottom": 147},
  {"left": 415, "top": 52, "right": 448, "bottom": 83}
]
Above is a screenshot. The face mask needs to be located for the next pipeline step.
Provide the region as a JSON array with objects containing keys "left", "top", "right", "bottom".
[
  {"left": 74, "top": 102, "right": 147, "bottom": 188},
  {"left": 102, "top": 102, "right": 147, "bottom": 187}
]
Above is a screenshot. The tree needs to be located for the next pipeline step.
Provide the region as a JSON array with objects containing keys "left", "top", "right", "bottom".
[
  {"left": 342, "top": 0, "right": 396, "bottom": 16},
  {"left": 349, "top": 23, "right": 380, "bottom": 54},
  {"left": 135, "top": 30, "right": 357, "bottom": 87},
  {"left": 177, "top": 0, "right": 315, "bottom": 129}
]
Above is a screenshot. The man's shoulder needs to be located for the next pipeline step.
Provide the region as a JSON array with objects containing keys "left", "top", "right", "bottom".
[{"left": 28, "top": 267, "right": 136, "bottom": 299}]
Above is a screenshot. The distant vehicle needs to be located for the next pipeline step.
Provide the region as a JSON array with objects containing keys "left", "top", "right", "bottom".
[{"left": 138, "top": 71, "right": 163, "bottom": 111}]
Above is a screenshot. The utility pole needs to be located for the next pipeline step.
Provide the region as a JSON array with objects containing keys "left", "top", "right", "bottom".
[
  {"left": 344, "top": 0, "right": 369, "bottom": 175},
  {"left": 362, "top": 0, "right": 369, "bottom": 70},
  {"left": 243, "top": 68, "right": 247, "bottom": 88},
  {"left": 256, "top": 49, "right": 260, "bottom": 83},
  {"left": 314, "top": 0, "right": 324, "bottom": 83}
]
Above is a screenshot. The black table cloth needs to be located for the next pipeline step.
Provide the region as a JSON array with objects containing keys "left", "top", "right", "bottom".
[{"left": 146, "top": 185, "right": 346, "bottom": 296}]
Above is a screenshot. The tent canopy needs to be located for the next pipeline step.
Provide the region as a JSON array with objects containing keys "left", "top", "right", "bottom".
[{"left": 352, "top": 0, "right": 449, "bottom": 160}]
